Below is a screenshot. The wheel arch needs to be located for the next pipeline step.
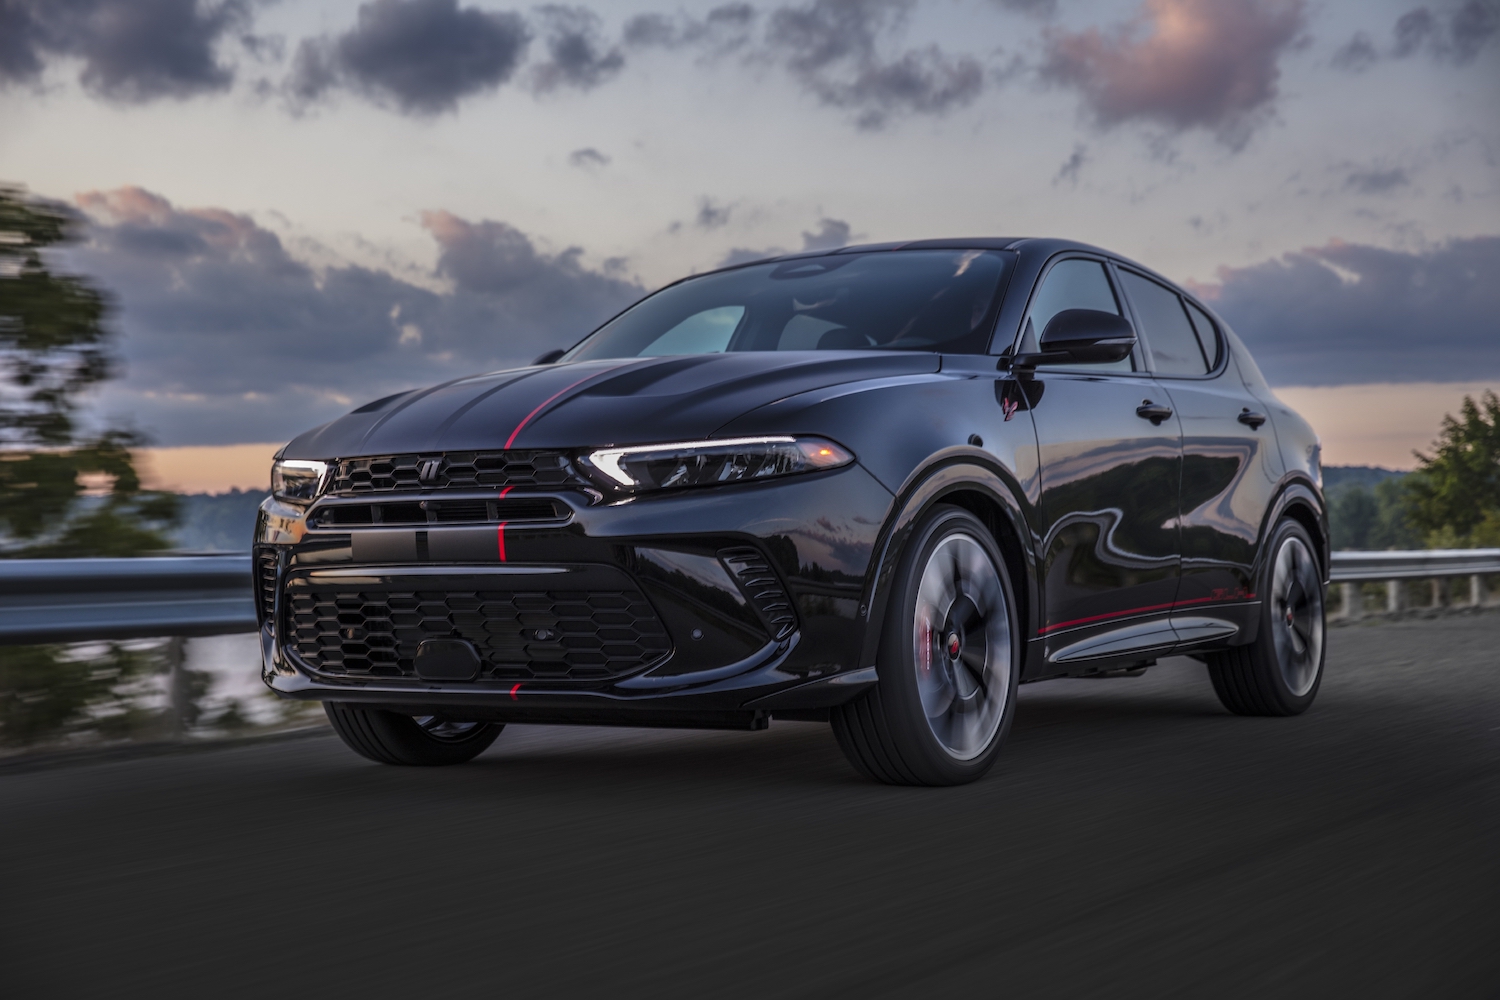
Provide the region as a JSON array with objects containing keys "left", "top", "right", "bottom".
[
  {"left": 855, "top": 458, "right": 1040, "bottom": 674},
  {"left": 1259, "top": 476, "right": 1330, "bottom": 585}
]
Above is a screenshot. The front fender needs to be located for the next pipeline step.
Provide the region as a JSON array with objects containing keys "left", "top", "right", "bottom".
[{"left": 854, "top": 459, "right": 1041, "bottom": 678}]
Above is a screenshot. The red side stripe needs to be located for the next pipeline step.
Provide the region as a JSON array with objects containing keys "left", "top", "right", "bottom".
[
  {"left": 497, "top": 522, "right": 507, "bottom": 562},
  {"left": 509, "top": 683, "right": 522, "bottom": 700},
  {"left": 1038, "top": 593, "right": 1259, "bottom": 635},
  {"left": 498, "top": 486, "right": 513, "bottom": 498}
]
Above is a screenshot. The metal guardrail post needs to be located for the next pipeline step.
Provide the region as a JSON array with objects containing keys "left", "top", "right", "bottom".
[
  {"left": 1386, "top": 579, "right": 1403, "bottom": 614},
  {"left": 1341, "top": 582, "right": 1360, "bottom": 620},
  {"left": 1473, "top": 575, "right": 1486, "bottom": 608}
]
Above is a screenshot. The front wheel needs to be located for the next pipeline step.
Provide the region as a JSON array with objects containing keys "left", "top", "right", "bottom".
[
  {"left": 324, "top": 702, "right": 503, "bottom": 765},
  {"left": 1207, "top": 518, "right": 1326, "bottom": 716},
  {"left": 832, "top": 505, "right": 1020, "bottom": 786}
]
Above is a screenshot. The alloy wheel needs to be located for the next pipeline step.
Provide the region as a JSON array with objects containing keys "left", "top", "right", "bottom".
[
  {"left": 1270, "top": 535, "right": 1324, "bottom": 697},
  {"left": 911, "top": 532, "right": 1013, "bottom": 760}
]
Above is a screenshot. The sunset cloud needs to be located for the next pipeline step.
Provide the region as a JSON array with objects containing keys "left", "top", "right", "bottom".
[{"left": 1041, "top": 0, "right": 1306, "bottom": 146}]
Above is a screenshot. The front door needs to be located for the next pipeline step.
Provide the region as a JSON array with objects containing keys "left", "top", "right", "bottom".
[{"left": 1021, "top": 256, "right": 1183, "bottom": 668}]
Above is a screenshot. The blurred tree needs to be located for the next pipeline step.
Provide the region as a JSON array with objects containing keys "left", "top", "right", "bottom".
[
  {"left": 0, "top": 186, "right": 184, "bottom": 747},
  {"left": 0, "top": 185, "right": 178, "bottom": 555},
  {"left": 1405, "top": 391, "right": 1500, "bottom": 547}
]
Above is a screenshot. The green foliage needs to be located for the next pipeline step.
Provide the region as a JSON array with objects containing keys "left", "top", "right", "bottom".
[
  {"left": 1325, "top": 470, "right": 1421, "bottom": 550},
  {"left": 0, "top": 641, "right": 162, "bottom": 747},
  {"left": 0, "top": 185, "right": 178, "bottom": 556},
  {"left": 1405, "top": 391, "right": 1500, "bottom": 547}
]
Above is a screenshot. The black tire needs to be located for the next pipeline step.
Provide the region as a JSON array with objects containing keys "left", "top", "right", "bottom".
[
  {"left": 324, "top": 702, "right": 503, "bottom": 766},
  {"left": 1207, "top": 518, "right": 1326, "bottom": 716},
  {"left": 832, "top": 505, "right": 1021, "bottom": 786}
]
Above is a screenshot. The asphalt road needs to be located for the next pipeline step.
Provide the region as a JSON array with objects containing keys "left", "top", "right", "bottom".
[{"left": 2, "top": 614, "right": 1497, "bottom": 999}]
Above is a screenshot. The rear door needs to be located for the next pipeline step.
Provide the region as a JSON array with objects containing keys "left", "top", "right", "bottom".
[
  {"left": 1114, "top": 267, "right": 1276, "bottom": 645},
  {"left": 1021, "top": 256, "right": 1183, "bottom": 668}
]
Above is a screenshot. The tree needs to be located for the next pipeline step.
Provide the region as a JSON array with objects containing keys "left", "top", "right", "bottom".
[
  {"left": 0, "top": 186, "right": 182, "bottom": 747},
  {"left": 0, "top": 185, "right": 178, "bottom": 556},
  {"left": 1405, "top": 391, "right": 1500, "bottom": 547}
]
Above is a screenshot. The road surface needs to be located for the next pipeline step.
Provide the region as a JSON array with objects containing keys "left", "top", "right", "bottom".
[{"left": 2, "top": 613, "right": 1497, "bottom": 997}]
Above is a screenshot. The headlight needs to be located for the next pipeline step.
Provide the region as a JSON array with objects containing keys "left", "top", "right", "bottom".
[
  {"left": 271, "top": 459, "right": 328, "bottom": 502},
  {"left": 583, "top": 436, "right": 854, "bottom": 492}
]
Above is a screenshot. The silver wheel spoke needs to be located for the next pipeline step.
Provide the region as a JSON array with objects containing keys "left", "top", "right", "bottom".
[{"left": 1269, "top": 534, "right": 1323, "bottom": 697}]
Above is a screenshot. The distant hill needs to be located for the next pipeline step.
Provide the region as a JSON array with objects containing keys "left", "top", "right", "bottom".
[
  {"left": 172, "top": 490, "right": 268, "bottom": 552},
  {"left": 1323, "top": 465, "right": 1408, "bottom": 494}
]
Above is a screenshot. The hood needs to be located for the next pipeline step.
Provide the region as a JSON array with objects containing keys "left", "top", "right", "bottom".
[{"left": 282, "top": 351, "right": 940, "bottom": 459}]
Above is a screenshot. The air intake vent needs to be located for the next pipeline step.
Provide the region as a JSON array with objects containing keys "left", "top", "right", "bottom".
[
  {"left": 719, "top": 547, "right": 797, "bottom": 640},
  {"left": 255, "top": 548, "right": 278, "bottom": 623}
]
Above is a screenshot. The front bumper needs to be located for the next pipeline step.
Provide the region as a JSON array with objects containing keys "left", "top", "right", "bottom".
[{"left": 257, "top": 465, "right": 893, "bottom": 726}]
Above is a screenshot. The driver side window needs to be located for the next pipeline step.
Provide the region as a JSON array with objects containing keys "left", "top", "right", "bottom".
[{"left": 1024, "top": 259, "right": 1134, "bottom": 372}]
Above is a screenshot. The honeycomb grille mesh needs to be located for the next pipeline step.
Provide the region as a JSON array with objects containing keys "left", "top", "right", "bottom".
[
  {"left": 288, "top": 587, "right": 670, "bottom": 681},
  {"left": 719, "top": 547, "right": 797, "bottom": 640},
  {"left": 328, "top": 451, "right": 588, "bottom": 495}
]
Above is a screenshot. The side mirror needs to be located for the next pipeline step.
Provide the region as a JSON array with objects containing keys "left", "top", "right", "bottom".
[
  {"left": 1007, "top": 309, "right": 1136, "bottom": 371},
  {"left": 533, "top": 348, "right": 566, "bottom": 366},
  {"left": 1038, "top": 309, "right": 1136, "bottom": 363}
]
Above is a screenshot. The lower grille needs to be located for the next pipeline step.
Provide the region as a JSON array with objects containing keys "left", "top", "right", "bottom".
[{"left": 287, "top": 586, "right": 670, "bottom": 681}]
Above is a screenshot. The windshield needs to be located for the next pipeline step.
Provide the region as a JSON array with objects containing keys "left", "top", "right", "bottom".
[{"left": 563, "top": 249, "right": 1013, "bottom": 361}]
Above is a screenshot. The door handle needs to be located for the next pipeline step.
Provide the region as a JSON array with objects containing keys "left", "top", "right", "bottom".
[
  {"left": 1237, "top": 408, "right": 1268, "bottom": 429},
  {"left": 1136, "top": 400, "right": 1173, "bottom": 424}
]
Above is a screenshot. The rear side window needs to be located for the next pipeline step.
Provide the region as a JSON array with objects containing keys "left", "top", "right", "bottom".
[
  {"left": 1118, "top": 271, "right": 1209, "bottom": 376},
  {"left": 1183, "top": 300, "right": 1222, "bottom": 370}
]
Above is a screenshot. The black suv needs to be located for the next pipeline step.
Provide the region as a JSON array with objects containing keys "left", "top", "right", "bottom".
[{"left": 257, "top": 238, "right": 1327, "bottom": 785}]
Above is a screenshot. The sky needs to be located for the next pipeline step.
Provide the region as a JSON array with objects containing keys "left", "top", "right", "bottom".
[{"left": 1, "top": 0, "right": 1497, "bottom": 489}]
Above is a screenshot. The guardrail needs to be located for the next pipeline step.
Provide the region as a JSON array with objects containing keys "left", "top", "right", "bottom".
[
  {"left": 1330, "top": 548, "right": 1500, "bottom": 617},
  {"left": 0, "top": 555, "right": 256, "bottom": 645},
  {"left": 0, "top": 548, "right": 1495, "bottom": 646}
]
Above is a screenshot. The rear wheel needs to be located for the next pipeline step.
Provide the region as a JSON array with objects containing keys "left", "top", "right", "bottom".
[
  {"left": 1207, "top": 518, "right": 1326, "bottom": 716},
  {"left": 324, "top": 702, "right": 503, "bottom": 765},
  {"left": 832, "top": 505, "right": 1020, "bottom": 786}
]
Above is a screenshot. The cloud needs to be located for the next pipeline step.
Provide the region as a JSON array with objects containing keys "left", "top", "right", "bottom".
[
  {"left": 1053, "top": 144, "right": 1087, "bottom": 185},
  {"left": 1192, "top": 236, "right": 1500, "bottom": 385},
  {"left": 568, "top": 147, "right": 610, "bottom": 169},
  {"left": 623, "top": 4, "right": 757, "bottom": 50},
  {"left": 1335, "top": 2, "right": 1499, "bottom": 71},
  {"left": 0, "top": 0, "right": 248, "bottom": 101},
  {"left": 800, "top": 217, "right": 850, "bottom": 250},
  {"left": 1331, "top": 32, "right": 1379, "bottom": 71},
  {"left": 1041, "top": 0, "right": 1306, "bottom": 147},
  {"left": 696, "top": 198, "right": 733, "bottom": 229},
  {"left": 67, "top": 188, "right": 642, "bottom": 445},
  {"left": 717, "top": 215, "right": 853, "bottom": 265},
  {"left": 529, "top": 5, "right": 624, "bottom": 92},
  {"left": 1344, "top": 166, "right": 1410, "bottom": 194},
  {"left": 287, "top": 0, "right": 530, "bottom": 115},
  {"left": 764, "top": 0, "right": 985, "bottom": 129}
]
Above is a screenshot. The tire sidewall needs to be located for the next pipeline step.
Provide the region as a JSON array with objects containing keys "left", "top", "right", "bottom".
[
  {"left": 1256, "top": 519, "right": 1326, "bottom": 713},
  {"left": 877, "top": 504, "right": 1020, "bottom": 784}
]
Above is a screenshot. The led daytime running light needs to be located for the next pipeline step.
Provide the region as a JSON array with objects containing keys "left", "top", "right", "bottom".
[{"left": 585, "top": 436, "right": 853, "bottom": 491}]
